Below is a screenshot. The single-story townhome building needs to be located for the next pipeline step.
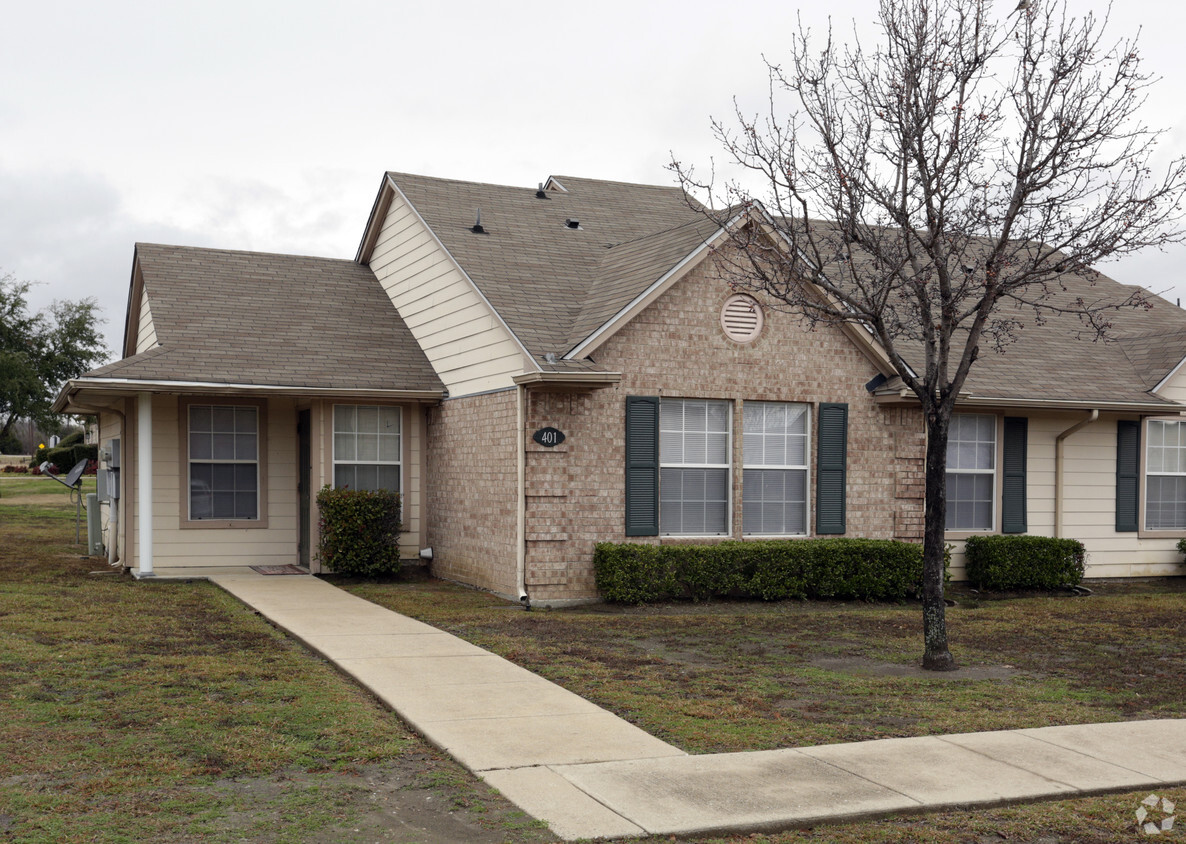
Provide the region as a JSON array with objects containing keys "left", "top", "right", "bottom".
[{"left": 53, "top": 171, "right": 1186, "bottom": 602}]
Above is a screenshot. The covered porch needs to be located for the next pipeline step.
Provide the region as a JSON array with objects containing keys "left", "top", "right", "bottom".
[{"left": 53, "top": 379, "right": 442, "bottom": 577}]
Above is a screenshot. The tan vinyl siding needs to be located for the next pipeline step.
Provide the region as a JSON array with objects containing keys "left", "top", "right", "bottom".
[
  {"left": 947, "top": 412, "right": 1186, "bottom": 580},
  {"left": 131, "top": 395, "right": 298, "bottom": 568},
  {"left": 135, "top": 282, "right": 159, "bottom": 353},
  {"left": 1156, "top": 363, "right": 1186, "bottom": 403},
  {"left": 367, "top": 189, "right": 525, "bottom": 397}
]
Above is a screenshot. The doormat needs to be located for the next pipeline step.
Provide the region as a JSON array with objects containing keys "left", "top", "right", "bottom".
[{"left": 250, "top": 565, "right": 309, "bottom": 575}]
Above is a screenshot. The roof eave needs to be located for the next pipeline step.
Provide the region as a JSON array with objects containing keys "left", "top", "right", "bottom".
[
  {"left": 53, "top": 377, "right": 445, "bottom": 414},
  {"left": 955, "top": 395, "right": 1184, "bottom": 413},
  {"left": 512, "top": 371, "right": 622, "bottom": 388}
]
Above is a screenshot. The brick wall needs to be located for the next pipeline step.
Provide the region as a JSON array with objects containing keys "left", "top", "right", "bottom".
[
  {"left": 424, "top": 390, "right": 520, "bottom": 597},
  {"left": 519, "top": 251, "right": 926, "bottom": 602}
]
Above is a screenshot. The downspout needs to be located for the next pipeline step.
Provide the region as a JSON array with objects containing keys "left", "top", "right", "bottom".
[
  {"left": 1055, "top": 409, "right": 1099, "bottom": 538},
  {"left": 516, "top": 384, "right": 530, "bottom": 608}
]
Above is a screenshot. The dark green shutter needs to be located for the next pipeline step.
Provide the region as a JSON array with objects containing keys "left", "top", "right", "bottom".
[
  {"left": 625, "top": 396, "right": 660, "bottom": 536},
  {"left": 816, "top": 403, "right": 848, "bottom": 535},
  {"left": 1001, "top": 417, "right": 1028, "bottom": 534},
  {"left": 1116, "top": 420, "right": 1140, "bottom": 532}
]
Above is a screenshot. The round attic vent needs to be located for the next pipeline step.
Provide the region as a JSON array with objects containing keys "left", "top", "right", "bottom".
[{"left": 720, "top": 293, "right": 764, "bottom": 343}]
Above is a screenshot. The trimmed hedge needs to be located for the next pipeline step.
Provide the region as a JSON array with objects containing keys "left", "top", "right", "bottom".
[
  {"left": 964, "top": 535, "right": 1085, "bottom": 591},
  {"left": 316, "top": 485, "right": 402, "bottom": 577},
  {"left": 594, "top": 538, "right": 935, "bottom": 604}
]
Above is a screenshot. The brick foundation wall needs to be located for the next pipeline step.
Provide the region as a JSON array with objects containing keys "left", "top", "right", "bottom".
[{"left": 425, "top": 390, "right": 519, "bottom": 597}]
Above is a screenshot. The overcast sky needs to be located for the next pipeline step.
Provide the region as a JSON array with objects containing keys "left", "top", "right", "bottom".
[{"left": 4, "top": 0, "right": 1186, "bottom": 360}]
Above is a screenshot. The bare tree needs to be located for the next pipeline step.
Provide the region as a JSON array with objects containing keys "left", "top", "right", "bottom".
[{"left": 672, "top": 0, "right": 1186, "bottom": 669}]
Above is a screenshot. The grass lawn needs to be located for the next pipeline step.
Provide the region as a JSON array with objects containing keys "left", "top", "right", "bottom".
[
  {"left": 337, "top": 572, "right": 1186, "bottom": 842},
  {"left": 0, "top": 476, "right": 554, "bottom": 844}
]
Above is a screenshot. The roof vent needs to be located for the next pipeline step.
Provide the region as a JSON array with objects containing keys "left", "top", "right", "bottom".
[
  {"left": 720, "top": 293, "right": 764, "bottom": 344},
  {"left": 565, "top": 218, "right": 580, "bottom": 230},
  {"left": 536, "top": 183, "right": 548, "bottom": 199},
  {"left": 471, "top": 209, "right": 485, "bottom": 234}
]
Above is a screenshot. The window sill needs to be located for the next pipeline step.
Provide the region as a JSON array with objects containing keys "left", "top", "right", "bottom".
[
  {"left": 1136, "top": 528, "right": 1186, "bottom": 539},
  {"left": 944, "top": 529, "right": 997, "bottom": 541},
  {"left": 181, "top": 518, "right": 270, "bottom": 530}
]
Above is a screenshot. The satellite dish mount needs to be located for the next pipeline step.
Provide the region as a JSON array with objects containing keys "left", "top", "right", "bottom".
[{"left": 41, "top": 458, "right": 90, "bottom": 545}]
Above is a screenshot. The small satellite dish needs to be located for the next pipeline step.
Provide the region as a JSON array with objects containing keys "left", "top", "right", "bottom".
[{"left": 42, "top": 458, "right": 90, "bottom": 489}]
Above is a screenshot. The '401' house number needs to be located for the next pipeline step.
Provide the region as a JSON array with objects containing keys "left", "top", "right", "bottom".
[{"left": 532, "top": 427, "right": 566, "bottom": 447}]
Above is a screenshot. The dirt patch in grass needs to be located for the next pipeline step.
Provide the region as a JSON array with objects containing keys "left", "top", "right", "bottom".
[{"left": 810, "top": 655, "right": 1032, "bottom": 680}]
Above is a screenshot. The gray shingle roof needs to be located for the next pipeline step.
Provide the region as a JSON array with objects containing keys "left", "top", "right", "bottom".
[
  {"left": 955, "top": 279, "right": 1186, "bottom": 405},
  {"left": 87, "top": 244, "right": 443, "bottom": 393},
  {"left": 790, "top": 217, "right": 1186, "bottom": 406},
  {"left": 386, "top": 172, "right": 720, "bottom": 358}
]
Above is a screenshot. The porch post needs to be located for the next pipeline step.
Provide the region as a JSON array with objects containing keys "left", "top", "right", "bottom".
[{"left": 137, "top": 392, "right": 154, "bottom": 577}]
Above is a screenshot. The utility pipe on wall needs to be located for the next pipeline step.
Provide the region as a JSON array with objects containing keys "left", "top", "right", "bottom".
[
  {"left": 1054, "top": 409, "right": 1099, "bottom": 538},
  {"left": 137, "top": 392, "right": 154, "bottom": 577}
]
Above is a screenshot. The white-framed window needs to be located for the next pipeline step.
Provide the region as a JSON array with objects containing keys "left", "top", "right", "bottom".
[
  {"left": 188, "top": 404, "right": 259, "bottom": 520},
  {"left": 660, "top": 398, "right": 731, "bottom": 535},
  {"left": 742, "top": 401, "right": 809, "bottom": 535},
  {"left": 1146, "top": 419, "right": 1186, "bottom": 530},
  {"left": 946, "top": 413, "right": 996, "bottom": 531},
  {"left": 333, "top": 405, "right": 401, "bottom": 493}
]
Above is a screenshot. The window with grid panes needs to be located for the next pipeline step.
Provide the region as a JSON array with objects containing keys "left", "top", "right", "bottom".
[
  {"left": 188, "top": 404, "right": 259, "bottom": 520},
  {"left": 659, "top": 398, "right": 730, "bottom": 535},
  {"left": 333, "top": 405, "right": 401, "bottom": 493},
  {"left": 946, "top": 414, "right": 996, "bottom": 531},
  {"left": 743, "top": 401, "right": 809, "bottom": 535},
  {"left": 1146, "top": 419, "right": 1186, "bottom": 530}
]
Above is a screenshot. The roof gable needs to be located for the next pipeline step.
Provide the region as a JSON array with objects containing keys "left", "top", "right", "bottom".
[{"left": 363, "top": 172, "right": 716, "bottom": 360}]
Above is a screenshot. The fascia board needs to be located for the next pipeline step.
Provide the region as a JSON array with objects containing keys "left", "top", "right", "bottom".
[
  {"left": 53, "top": 377, "right": 444, "bottom": 414},
  {"left": 121, "top": 254, "right": 143, "bottom": 360},
  {"left": 954, "top": 396, "right": 1184, "bottom": 413},
  {"left": 512, "top": 371, "right": 622, "bottom": 387},
  {"left": 380, "top": 177, "right": 541, "bottom": 374},
  {"left": 354, "top": 173, "right": 395, "bottom": 264},
  {"left": 564, "top": 219, "right": 736, "bottom": 360}
]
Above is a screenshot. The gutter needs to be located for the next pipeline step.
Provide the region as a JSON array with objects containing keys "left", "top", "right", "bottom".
[
  {"left": 1055, "top": 410, "right": 1099, "bottom": 538},
  {"left": 872, "top": 390, "right": 1183, "bottom": 415}
]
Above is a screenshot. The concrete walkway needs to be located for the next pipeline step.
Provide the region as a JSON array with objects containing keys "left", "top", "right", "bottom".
[{"left": 210, "top": 573, "right": 1186, "bottom": 841}]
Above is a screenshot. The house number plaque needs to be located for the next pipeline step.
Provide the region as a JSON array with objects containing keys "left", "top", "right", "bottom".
[{"left": 532, "top": 427, "right": 566, "bottom": 447}]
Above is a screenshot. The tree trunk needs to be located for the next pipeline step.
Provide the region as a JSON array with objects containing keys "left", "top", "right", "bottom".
[{"left": 921, "top": 410, "right": 956, "bottom": 671}]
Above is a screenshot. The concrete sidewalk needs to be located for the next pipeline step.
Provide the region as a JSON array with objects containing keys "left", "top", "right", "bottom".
[{"left": 211, "top": 573, "right": 1186, "bottom": 841}]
